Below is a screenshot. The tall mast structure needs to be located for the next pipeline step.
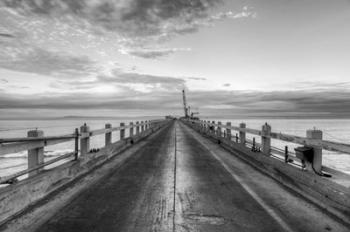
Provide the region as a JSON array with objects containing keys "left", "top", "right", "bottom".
[{"left": 182, "top": 89, "right": 189, "bottom": 118}]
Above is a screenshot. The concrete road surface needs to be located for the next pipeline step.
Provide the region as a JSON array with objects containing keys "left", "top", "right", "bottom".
[{"left": 36, "top": 121, "right": 349, "bottom": 232}]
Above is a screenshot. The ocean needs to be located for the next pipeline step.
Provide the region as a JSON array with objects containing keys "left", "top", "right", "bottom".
[{"left": 1, "top": 118, "right": 350, "bottom": 178}]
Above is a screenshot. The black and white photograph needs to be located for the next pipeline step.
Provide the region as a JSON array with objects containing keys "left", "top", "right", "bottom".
[{"left": 0, "top": 0, "right": 349, "bottom": 231}]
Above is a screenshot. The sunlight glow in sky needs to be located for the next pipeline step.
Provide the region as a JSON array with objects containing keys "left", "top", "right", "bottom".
[{"left": 0, "top": 0, "right": 350, "bottom": 118}]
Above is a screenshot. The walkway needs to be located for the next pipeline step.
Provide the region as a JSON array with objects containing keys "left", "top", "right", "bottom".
[{"left": 36, "top": 121, "right": 349, "bottom": 232}]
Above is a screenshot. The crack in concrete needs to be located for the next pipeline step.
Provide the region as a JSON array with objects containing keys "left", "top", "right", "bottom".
[
  {"left": 184, "top": 213, "right": 226, "bottom": 225},
  {"left": 173, "top": 122, "right": 177, "bottom": 232}
]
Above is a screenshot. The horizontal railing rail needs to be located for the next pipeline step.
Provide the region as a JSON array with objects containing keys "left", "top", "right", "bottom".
[
  {"left": 0, "top": 137, "right": 74, "bottom": 156},
  {"left": 0, "top": 134, "right": 76, "bottom": 144},
  {"left": 0, "top": 152, "right": 75, "bottom": 184}
]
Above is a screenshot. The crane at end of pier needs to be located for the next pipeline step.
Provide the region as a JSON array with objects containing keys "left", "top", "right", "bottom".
[
  {"left": 182, "top": 89, "right": 200, "bottom": 120},
  {"left": 182, "top": 89, "right": 189, "bottom": 118}
]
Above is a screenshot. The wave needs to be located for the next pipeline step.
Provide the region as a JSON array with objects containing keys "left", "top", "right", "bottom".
[
  {"left": 2, "top": 163, "right": 26, "bottom": 170},
  {"left": 0, "top": 149, "right": 73, "bottom": 158}
]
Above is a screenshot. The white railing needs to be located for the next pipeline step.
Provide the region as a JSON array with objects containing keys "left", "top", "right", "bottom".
[{"left": 0, "top": 119, "right": 168, "bottom": 184}]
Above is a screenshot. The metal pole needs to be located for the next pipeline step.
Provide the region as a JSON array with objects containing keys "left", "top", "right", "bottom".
[{"left": 74, "top": 128, "right": 79, "bottom": 160}]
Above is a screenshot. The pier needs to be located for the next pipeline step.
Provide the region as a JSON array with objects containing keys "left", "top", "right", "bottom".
[{"left": 0, "top": 119, "right": 350, "bottom": 232}]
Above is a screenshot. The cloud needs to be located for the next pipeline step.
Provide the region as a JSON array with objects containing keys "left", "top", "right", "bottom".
[
  {"left": 52, "top": 70, "right": 186, "bottom": 92},
  {"left": 0, "top": 10, "right": 99, "bottom": 78},
  {"left": 1, "top": 87, "right": 350, "bottom": 118},
  {"left": 223, "top": 83, "right": 230, "bottom": 87},
  {"left": 187, "top": 77, "right": 207, "bottom": 81},
  {"left": 0, "top": 33, "right": 15, "bottom": 38},
  {"left": 120, "top": 47, "right": 191, "bottom": 59},
  {"left": 0, "top": 45, "right": 96, "bottom": 77},
  {"left": 111, "top": 71, "right": 185, "bottom": 84},
  {"left": 157, "top": 6, "right": 256, "bottom": 37},
  {"left": 1, "top": 1, "right": 256, "bottom": 58},
  {"left": 1, "top": 1, "right": 220, "bottom": 37},
  {"left": 0, "top": 91, "right": 180, "bottom": 111},
  {"left": 0, "top": 1, "right": 257, "bottom": 80},
  {"left": 292, "top": 81, "right": 350, "bottom": 91},
  {"left": 99, "top": 71, "right": 186, "bottom": 92},
  {"left": 0, "top": 78, "right": 9, "bottom": 83},
  {"left": 0, "top": 0, "right": 257, "bottom": 82},
  {"left": 209, "top": 6, "right": 257, "bottom": 21}
]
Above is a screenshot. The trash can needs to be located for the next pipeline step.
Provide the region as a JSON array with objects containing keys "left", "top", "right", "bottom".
[{"left": 294, "top": 146, "right": 314, "bottom": 163}]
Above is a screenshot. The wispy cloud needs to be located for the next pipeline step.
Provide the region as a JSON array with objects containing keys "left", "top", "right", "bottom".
[
  {"left": 0, "top": 43, "right": 96, "bottom": 77},
  {"left": 0, "top": 78, "right": 8, "bottom": 83},
  {"left": 291, "top": 81, "right": 350, "bottom": 91},
  {"left": 187, "top": 77, "right": 207, "bottom": 81},
  {"left": 0, "top": 33, "right": 15, "bottom": 38},
  {"left": 209, "top": 6, "right": 256, "bottom": 21},
  {"left": 120, "top": 47, "right": 191, "bottom": 59},
  {"left": 52, "top": 69, "right": 186, "bottom": 93}
]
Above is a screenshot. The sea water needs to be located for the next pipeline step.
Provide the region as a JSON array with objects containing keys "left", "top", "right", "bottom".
[{"left": 1, "top": 118, "right": 350, "bottom": 178}]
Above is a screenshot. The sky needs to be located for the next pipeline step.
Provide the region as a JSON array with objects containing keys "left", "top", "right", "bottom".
[{"left": 0, "top": 0, "right": 350, "bottom": 119}]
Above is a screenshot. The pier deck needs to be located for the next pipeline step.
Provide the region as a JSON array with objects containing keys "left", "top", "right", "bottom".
[{"left": 35, "top": 121, "right": 349, "bottom": 232}]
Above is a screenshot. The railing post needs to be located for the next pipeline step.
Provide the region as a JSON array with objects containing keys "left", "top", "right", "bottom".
[
  {"left": 306, "top": 129, "right": 323, "bottom": 173},
  {"left": 27, "top": 130, "right": 44, "bottom": 177},
  {"left": 74, "top": 128, "right": 79, "bottom": 160},
  {"left": 262, "top": 123, "right": 271, "bottom": 155},
  {"left": 80, "top": 123, "right": 90, "bottom": 156},
  {"left": 217, "top": 121, "right": 222, "bottom": 137},
  {"left": 136, "top": 121, "right": 140, "bottom": 135},
  {"left": 284, "top": 146, "right": 289, "bottom": 163},
  {"left": 226, "top": 122, "right": 231, "bottom": 140},
  {"left": 149, "top": 121, "right": 153, "bottom": 131},
  {"left": 129, "top": 122, "right": 134, "bottom": 137},
  {"left": 105, "top": 123, "right": 112, "bottom": 146},
  {"left": 120, "top": 122, "right": 125, "bottom": 139},
  {"left": 239, "top": 123, "right": 246, "bottom": 145},
  {"left": 141, "top": 121, "right": 144, "bottom": 132},
  {"left": 211, "top": 121, "right": 215, "bottom": 135}
]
